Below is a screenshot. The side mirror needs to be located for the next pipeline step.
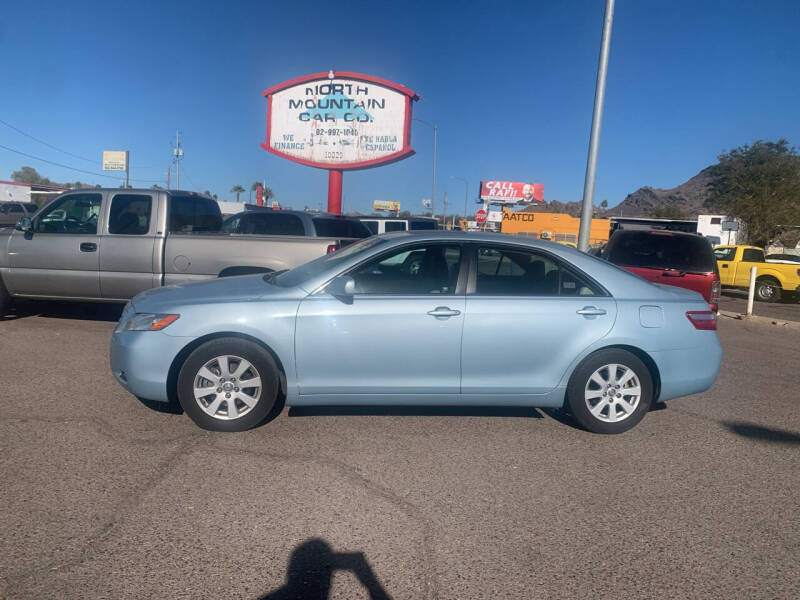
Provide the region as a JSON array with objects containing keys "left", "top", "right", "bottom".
[
  {"left": 327, "top": 275, "right": 355, "bottom": 298},
  {"left": 15, "top": 217, "right": 32, "bottom": 232}
]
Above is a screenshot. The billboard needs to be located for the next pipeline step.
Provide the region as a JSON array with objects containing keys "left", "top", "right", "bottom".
[
  {"left": 102, "top": 151, "right": 128, "bottom": 171},
  {"left": 373, "top": 200, "right": 400, "bottom": 212},
  {"left": 262, "top": 72, "right": 418, "bottom": 170},
  {"left": 479, "top": 181, "right": 544, "bottom": 204}
]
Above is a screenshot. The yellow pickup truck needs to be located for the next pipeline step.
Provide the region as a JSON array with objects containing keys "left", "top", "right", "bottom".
[{"left": 713, "top": 245, "right": 800, "bottom": 302}]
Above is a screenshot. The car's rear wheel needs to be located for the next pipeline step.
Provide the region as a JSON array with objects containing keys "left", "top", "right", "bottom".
[
  {"left": 567, "top": 349, "right": 653, "bottom": 434},
  {"left": 755, "top": 278, "right": 781, "bottom": 303},
  {"left": 177, "top": 338, "right": 279, "bottom": 432}
]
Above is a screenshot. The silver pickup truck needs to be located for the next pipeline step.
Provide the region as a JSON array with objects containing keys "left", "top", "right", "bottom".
[{"left": 0, "top": 188, "right": 366, "bottom": 314}]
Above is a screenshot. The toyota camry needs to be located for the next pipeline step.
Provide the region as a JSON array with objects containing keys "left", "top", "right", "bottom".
[{"left": 110, "top": 231, "right": 722, "bottom": 434}]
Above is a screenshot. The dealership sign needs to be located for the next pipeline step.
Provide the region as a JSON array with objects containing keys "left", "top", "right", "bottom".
[
  {"left": 102, "top": 150, "right": 128, "bottom": 172},
  {"left": 262, "top": 71, "right": 418, "bottom": 170},
  {"left": 479, "top": 181, "right": 544, "bottom": 204}
]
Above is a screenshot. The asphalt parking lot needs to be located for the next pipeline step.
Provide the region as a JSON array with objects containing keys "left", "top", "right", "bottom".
[
  {"left": 719, "top": 289, "right": 800, "bottom": 321},
  {"left": 1, "top": 304, "right": 798, "bottom": 599}
]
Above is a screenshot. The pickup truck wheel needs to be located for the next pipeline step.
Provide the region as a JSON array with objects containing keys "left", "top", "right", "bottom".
[
  {"left": 0, "top": 277, "right": 12, "bottom": 318},
  {"left": 755, "top": 278, "right": 781, "bottom": 303},
  {"left": 566, "top": 349, "right": 653, "bottom": 434},
  {"left": 177, "top": 338, "right": 279, "bottom": 432}
]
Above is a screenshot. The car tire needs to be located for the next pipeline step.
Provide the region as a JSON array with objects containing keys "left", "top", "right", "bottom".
[
  {"left": 0, "top": 276, "right": 12, "bottom": 318},
  {"left": 177, "top": 338, "right": 279, "bottom": 432},
  {"left": 755, "top": 278, "right": 781, "bottom": 303},
  {"left": 566, "top": 349, "right": 653, "bottom": 434}
]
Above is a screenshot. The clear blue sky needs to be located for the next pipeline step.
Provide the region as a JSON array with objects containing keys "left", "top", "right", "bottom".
[{"left": 1, "top": 0, "right": 799, "bottom": 214}]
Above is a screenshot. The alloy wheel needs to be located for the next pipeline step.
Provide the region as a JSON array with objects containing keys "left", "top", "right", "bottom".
[
  {"left": 584, "top": 363, "right": 641, "bottom": 423},
  {"left": 193, "top": 355, "right": 262, "bottom": 420}
]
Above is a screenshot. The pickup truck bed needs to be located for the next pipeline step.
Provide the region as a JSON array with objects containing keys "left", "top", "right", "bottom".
[{"left": 0, "top": 188, "right": 360, "bottom": 310}]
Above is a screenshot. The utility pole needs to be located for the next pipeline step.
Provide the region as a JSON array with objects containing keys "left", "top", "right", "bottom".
[
  {"left": 578, "top": 0, "right": 615, "bottom": 252},
  {"left": 172, "top": 130, "right": 184, "bottom": 190},
  {"left": 442, "top": 191, "right": 447, "bottom": 228},
  {"left": 413, "top": 118, "right": 438, "bottom": 224}
]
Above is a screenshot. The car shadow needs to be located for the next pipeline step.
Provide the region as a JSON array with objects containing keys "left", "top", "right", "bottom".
[
  {"left": 539, "top": 401, "right": 668, "bottom": 432},
  {"left": 723, "top": 421, "right": 800, "bottom": 445},
  {"left": 288, "top": 405, "right": 543, "bottom": 419},
  {"left": 260, "top": 538, "right": 392, "bottom": 600},
  {"left": 3, "top": 300, "right": 124, "bottom": 322}
]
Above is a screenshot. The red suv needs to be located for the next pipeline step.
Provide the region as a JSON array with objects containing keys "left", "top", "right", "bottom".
[{"left": 603, "top": 230, "right": 721, "bottom": 311}]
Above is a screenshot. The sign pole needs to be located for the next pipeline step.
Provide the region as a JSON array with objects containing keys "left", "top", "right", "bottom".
[
  {"left": 577, "top": 0, "right": 615, "bottom": 252},
  {"left": 328, "top": 169, "right": 343, "bottom": 214}
]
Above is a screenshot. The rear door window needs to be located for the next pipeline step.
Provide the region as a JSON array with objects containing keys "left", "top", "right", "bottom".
[
  {"left": 169, "top": 196, "right": 222, "bottom": 232},
  {"left": 245, "top": 213, "right": 305, "bottom": 235},
  {"left": 361, "top": 220, "right": 379, "bottom": 234},
  {"left": 606, "top": 232, "right": 715, "bottom": 273},
  {"left": 741, "top": 248, "right": 765, "bottom": 262},
  {"left": 475, "top": 246, "right": 598, "bottom": 297},
  {"left": 108, "top": 194, "right": 152, "bottom": 235},
  {"left": 409, "top": 220, "right": 436, "bottom": 231},
  {"left": 384, "top": 221, "right": 407, "bottom": 232},
  {"left": 312, "top": 217, "right": 371, "bottom": 238}
]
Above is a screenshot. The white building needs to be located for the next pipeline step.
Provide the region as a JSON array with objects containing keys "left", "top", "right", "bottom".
[{"left": 697, "top": 214, "right": 740, "bottom": 246}]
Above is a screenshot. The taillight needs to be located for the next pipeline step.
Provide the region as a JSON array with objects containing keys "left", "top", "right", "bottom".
[
  {"left": 326, "top": 244, "right": 340, "bottom": 254},
  {"left": 686, "top": 311, "right": 717, "bottom": 330},
  {"left": 710, "top": 276, "right": 721, "bottom": 311}
]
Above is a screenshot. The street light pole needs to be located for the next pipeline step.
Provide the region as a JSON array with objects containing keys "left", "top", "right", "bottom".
[
  {"left": 578, "top": 0, "right": 615, "bottom": 252},
  {"left": 450, "top": 176, "right": 469, "bottom": 226},
  {"left": 413, "top": 118, "right": 437, "bottom": 223}
]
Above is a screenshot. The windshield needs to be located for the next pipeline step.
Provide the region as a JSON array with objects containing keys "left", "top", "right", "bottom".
[
  {"left": 273, "top": 236, "right": 388, "bottom": 288},
  {"left": 606, "top": 231, "right": 716, "bottom": 273}
]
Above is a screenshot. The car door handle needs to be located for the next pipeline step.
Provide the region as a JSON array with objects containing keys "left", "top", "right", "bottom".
[
  {"left": 80, "top": 242, "right": 97, "bottom": 252},
  {"left": 721, "top": 264, "right": 728, "bottom": 268},
  {"left": 427, "top": 306, "right": 461, "bottom": 318},
  {"left": 577, "top": 306, "right": 607, "bottom": 316}
]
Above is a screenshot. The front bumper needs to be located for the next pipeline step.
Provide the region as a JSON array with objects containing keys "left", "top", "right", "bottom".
[
  {"left": 110, "top": 330, "right": 191, "bottom": 402},
  {"left": 650, "top": 335, "right": 723, "bottom": 401}
]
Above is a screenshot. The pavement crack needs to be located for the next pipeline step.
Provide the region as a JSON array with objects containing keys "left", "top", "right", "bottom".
[{"left": 3, "top": 435, "right": 202, "bottom": 595}]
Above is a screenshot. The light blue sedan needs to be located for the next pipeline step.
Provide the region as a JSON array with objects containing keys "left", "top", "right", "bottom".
[{"left": 110, "top": 232, "right": 722, "bottom": 434}]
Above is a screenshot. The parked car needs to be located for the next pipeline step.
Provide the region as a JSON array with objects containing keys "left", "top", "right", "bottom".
[
  {"left": 357, "top": 215, "right": 438, "bottom": 235},
  {"left": 110, "top": 231, "right": 722, "bottom": 435},
  {"left": 602, "top": 230, "right": 721, "bottom": 311},
  {"left": 0, "top": 201, "right": 39, "bottom": 227},
  {"left": 714, "top": 245, "right": 800, "bottom": 302},
  {"left": 765, "top": 253, "right": 800, "bottom": 265},
  {"left": 0, "top": 189, "right": 365, "bottom": 315},
  {"left": 221, "top": 209, "right": 371, "bottom": 248}
]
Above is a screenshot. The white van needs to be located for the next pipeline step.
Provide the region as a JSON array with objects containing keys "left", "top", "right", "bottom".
[{"left": 358, "top": 216, "right": 438, "bottom": 235}]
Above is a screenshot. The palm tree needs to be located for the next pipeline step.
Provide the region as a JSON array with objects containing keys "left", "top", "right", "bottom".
[
  {"left": 230, "top": 185, "right": 245, "bottom": 202},
  {"left": 250, "top": 181, "right": 275, "bottom": 203}
]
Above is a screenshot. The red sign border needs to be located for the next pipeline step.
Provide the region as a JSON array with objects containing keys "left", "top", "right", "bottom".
[{"left": 261, "top": 72, "right": 419, "bottom": 171}]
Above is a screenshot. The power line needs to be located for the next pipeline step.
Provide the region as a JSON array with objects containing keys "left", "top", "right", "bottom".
[
  {"left": 0, "top": 118, "right": 96, "bottom": 164},
  {"left": 0, "top": 143, "right": 163, "bottom": 183}
]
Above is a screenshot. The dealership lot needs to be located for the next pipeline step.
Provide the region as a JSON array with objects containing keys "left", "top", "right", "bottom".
[{"left": 0, "top": 307, "right": 798, "bottom": 599}]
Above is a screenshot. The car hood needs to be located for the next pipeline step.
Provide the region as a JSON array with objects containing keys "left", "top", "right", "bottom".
[{"left": 132, "top": 275, "right": 295, "bottom": 312}]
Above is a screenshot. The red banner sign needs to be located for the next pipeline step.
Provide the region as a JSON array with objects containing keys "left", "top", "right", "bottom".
[{"left": 479, "top": 181, "right": 544, "bottom": 204}]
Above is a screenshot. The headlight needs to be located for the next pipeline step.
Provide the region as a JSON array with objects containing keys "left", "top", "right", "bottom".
[{"left": 123, "top": 313, "right": 180, "bottom": 331}]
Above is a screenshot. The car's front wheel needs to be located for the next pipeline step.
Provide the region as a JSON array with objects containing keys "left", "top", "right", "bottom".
[
  {"left": 566, "top": 349, "right": 653, "bottom": 434},
  {"left": 177, "top": 338, "right": 279, "bottom": 432}
]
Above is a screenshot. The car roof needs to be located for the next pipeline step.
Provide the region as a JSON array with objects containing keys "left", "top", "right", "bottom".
[
  {"left": 357, "top": 215, "right": 437, "bottom": 221},
  {"left": 231, "top": 209, "right": 362, "bottom": 220}
]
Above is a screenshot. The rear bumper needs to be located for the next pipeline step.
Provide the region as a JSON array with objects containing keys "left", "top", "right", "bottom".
[
  {"left": 650, "top": 336, "right": 722, "bottom": 401},
  {"left": 110, "top": 330, "right": 191, "bottom": 402}
]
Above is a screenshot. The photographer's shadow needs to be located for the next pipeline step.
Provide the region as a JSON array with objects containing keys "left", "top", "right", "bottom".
[{"left": 261, "top": 538, "right": 392, "bottom": 600}]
